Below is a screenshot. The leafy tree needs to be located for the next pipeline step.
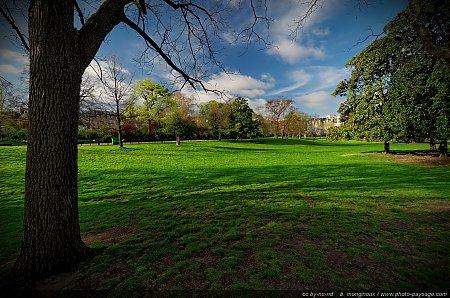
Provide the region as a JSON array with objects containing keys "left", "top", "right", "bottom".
[
  {"left": 284, "top": 110, "right": 309, "bottom": 139},
  {"left": 198, "top": 100, "right": 230, "bottom": 140},
  {"left": 334, "top": 8, "right": 450, "bottom": 155},
  {"left": 162, "top": 92, "right": 195, "bottom": 145},
  {"left": 128, "top": 79, "right": 172, "bottom": 136},
  {"left": 0, "top": 78, "right": 28, "bottom": 141},
  {"left": 228, "top": 97, "right": 259, "bottom": 141},
  {"left": 385, "top": 57, "right": 450, "bottom": 156},
  {"left": 406, "top": 0, "right": 450, "bottom": 63}
]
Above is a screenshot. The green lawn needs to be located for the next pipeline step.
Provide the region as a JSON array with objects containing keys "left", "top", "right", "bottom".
[{"left": 0, "top": 138, "right": 449, "bottom": 292}]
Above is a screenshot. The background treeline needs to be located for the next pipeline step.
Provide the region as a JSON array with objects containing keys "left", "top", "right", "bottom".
[{"left": 1, "top": 76, "right": 329, "bottom": 145}]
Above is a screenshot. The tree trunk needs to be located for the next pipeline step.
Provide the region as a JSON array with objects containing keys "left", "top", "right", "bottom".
[
  {"left": 116, "top": 103, "right": 123, "bottom": 148},
  {"left": 176, "top": 134, "right": 180, "bottom": 145},
  {"left": 384, "top": 141, "right": 390, "bottom": 154},
  {"left": 430, "top": 139, "right": 436, "bottom": 151},
  {"left": 439, "top": 140, "right": 448, "bottom": 158},
  {"left": 13, "top": 1, "right": 89, "bottom": 279},
  {"left": 275, "top": 121, "right": 278, "bottom": 139}
]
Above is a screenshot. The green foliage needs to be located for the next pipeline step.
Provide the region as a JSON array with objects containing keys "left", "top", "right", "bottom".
[
  {"left": 161, "top": 94, "right": 196, "bottom": 143},
  {"left": 228, "top": 97, "right": 260, "bottom": 140},
  {"left": 284, "top": 110, "right": 309, "bottom": 138},
  {"left": 197, "top": 98, "right": 261, "bottom": 140},
  {"left": 78, "top": 129, "right": 110, "bottom": 143},
  {"left": 198, "top": 100, "right": 230, "bottom": 139},
  {"left": 0, "top": 110, "right": 28, "bottom": 141},
  {"left": 334, "top": 8, "right": 450, "bottom": 146},
  {"left": 128, "top": 79, "right": 172, "bottom": 133}
]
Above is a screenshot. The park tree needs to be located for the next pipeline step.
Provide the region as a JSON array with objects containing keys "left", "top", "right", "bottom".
[
  {"left": 101, "top": 55, "right": 133, "bottom": 148},
  {"left": 385, "top": 56, "right": 450, "bottom": 157},
  {"left": 128, "top": 79, "right": 172, "bottom": 136},
  {"left": 307, "top": 115, "right": 325, "bottom": 140},
  {"left": 284, "top": 110, "right": 309, "bottom": 139},
  {"left": 198, "top": 100, "right": 230, "bottom": 140},
  {"left": 0, "top": 77, "right": 28, "bottom": 141},
  {"left": 228, "top": 97, "right": 259, "bottom": 141},
  {"left": 162, "top": 92, "right": 195, "bottom": 145},
  {"left": 265, "top": 98, "right": 295, "bottom": 138},
  {"left": 333, "top": 8, "right": 450, "bottom": 155},
  {"left": 332, "top": 34, "right": 393, "bottom": 151}
]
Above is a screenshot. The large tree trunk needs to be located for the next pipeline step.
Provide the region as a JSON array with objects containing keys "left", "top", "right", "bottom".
[{"left": 13, "top": 1, "right": 89, "bottom": 279}]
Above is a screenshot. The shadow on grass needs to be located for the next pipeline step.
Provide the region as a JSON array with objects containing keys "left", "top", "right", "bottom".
[{"left": 74, "top": 161, "right": 449, "bottom": 291}]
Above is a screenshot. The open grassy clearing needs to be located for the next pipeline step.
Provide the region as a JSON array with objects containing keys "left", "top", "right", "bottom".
[{"left": 0, "top": 138, "right": 449, "bottom": 293}]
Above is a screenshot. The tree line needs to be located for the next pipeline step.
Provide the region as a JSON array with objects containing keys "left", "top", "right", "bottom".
[{"left": 2, "top": 74, "right": 326, "bottom": 146}]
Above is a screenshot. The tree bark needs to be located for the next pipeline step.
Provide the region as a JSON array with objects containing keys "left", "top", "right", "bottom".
[
  {"left": 176, "top": 134, "right": 180, "bottom": 145},
  {"left": 13, "top": 1, "right": 90, "bottom": 279},
  {"left": 13, "top": 0, "right": 130, "bottom": 279},
  {"left": 384, "top": 141, "right": 390, "bottom": 154}
]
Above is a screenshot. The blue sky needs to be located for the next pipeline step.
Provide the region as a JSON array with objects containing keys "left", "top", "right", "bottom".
[{"left": 0, "top": 0, "right": 407, "bottom": 116}]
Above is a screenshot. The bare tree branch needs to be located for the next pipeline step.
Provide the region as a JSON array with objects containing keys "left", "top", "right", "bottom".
[
  {"left": 74, "top": 0, "right": 85, "bottom": 26},
  {"left": 347, "top": 27, "right": 385, "bottom": 52},
  {"left": 78, "top": 0, "right": 132, "bottom": 71},
  {"left": 0, "top": 1, "right": 29, "bottom": 51},
  {"left": 290, "top": 0, "right": 321, "bottom": 39},
  {"left": 121, "top": 14, "right": 216, "bottom": 93},
  {"left": 234, "top": 0, "right": 271, "bottom": 48}
]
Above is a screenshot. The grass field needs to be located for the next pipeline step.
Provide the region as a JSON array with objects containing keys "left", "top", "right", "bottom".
[{"left": 0, "top": 138, "right": 449, "bottom": 293}]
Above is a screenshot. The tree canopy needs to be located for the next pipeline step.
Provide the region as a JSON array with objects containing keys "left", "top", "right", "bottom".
[{"left": 333, "top": 7, "right": 450, "bottom": 155}]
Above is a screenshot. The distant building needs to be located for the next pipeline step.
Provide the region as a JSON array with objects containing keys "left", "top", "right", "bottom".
[
  {"left": 80, "top": 109, "right": 116, "bottom": 130},
  {"left": 307, "top": 114, "right": 340, "bottom": 136},
  {"left": 324, "top": 114, "right": 340, "bottom": 127}
]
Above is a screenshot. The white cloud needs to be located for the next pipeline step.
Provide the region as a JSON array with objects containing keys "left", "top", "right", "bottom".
[
  {"left": 222, "top": 32, "right": 237, "bottom": 45},
  {"left": 248, "top": 98, "right": 267, "bottom": 115},
  {"left": 175, "top": 71, "right": 274, "bottom": 108},
  {"left": 0, "top": 64, "right": 20, "bottom": 74},
  {"left": 203, "top": 72, "right": 274, "bottom": 98},
  {"left": 294, "top": 90, "right": 343, "bottom": 115},
  {"left": 305, "top": 66, "right": 349, "bottom": 90},
  {"left": 0, "top": 49, "right": 28, "bottom": 65},
  {"left": 267, "top": 0, "right": 331, "bottom": 36},
  {"left": 268, "top": 70, "right": 312, "bottom": 96},
  {"left": 260, "top": 73, "right": 275, "bottom": 83},
  {"left": 312, "top": 27, "right": 331, "bottom": 37},
  {"left": 266, "top": 38, "right": 325, "bottom": 64}
]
